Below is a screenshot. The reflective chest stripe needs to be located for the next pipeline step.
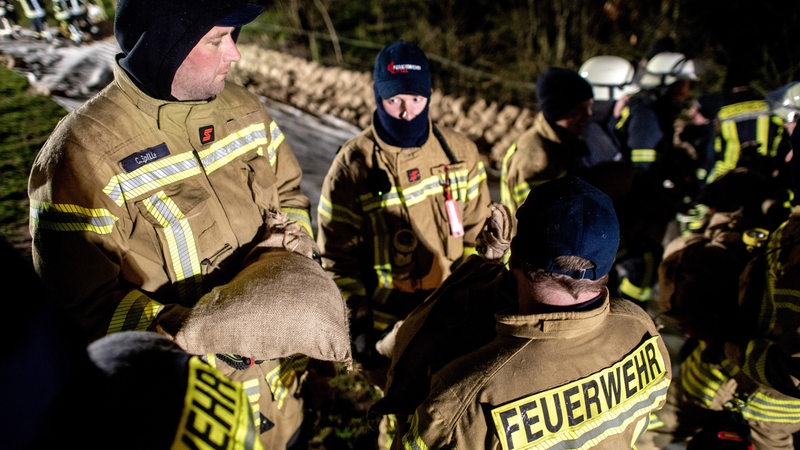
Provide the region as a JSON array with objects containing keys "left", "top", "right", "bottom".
[
  {"left": 172, "top": 356, "right": 263, "bottom": 450},
  {"left": 141, "top": 191, "right": 203, "bottom": 295},
  {"left": 197, "top": 122, "right": 270, "bottom": 174},
  {"left": 265, "top": 355, "right": 309, "bottom": 409},
  {"left": 104, "top": 122, "right": 269, "bottom": 207},
  {"left": 490, "top": 336, "right": 668, "bottom": 450}
]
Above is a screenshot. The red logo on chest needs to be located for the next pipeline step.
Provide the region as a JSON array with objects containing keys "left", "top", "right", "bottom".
[
  {"left": 199, "top": 125, "right": 215, "bottom": 144},
  {"left": 407, "top": 168, "right": 421, "bottom": 182}
]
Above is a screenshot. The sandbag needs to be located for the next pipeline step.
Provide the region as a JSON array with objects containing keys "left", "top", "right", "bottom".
[{"left": 175, "top": 249, "right": 352, "bottom": 369}]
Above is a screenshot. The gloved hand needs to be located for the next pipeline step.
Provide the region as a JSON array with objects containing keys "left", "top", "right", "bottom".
[
  {"left": 244, "top": 208, "right": 320, "bottom": 265},
  {"left": 349, "top": 310, "right": 390, "bottom": 370},
  {"left": 375, "top": 320, "right": 403, "bottom": 359},
  {"left": 476, "top": 202, "right": 512, "bottom": 261}
]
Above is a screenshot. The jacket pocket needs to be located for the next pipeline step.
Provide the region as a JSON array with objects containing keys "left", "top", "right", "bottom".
[{"left": 134, "top": 179, "right": 232, "bottom": 283}]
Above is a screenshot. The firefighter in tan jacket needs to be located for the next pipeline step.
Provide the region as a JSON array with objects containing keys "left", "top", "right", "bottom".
[
  {"left": 27, "top": 1, "right": 313, "bottom": 447},
  {"left": 385, "top": 176, "right": 671, "bottom": 449},
  {"left": 655, "top": 122, "right": 800, "bottom": 449},
  {"left": 316, "top": 40, "right": 491, "bottom": 373},
  {"left": 500, "top": 67, "right": 594, "bottom": 221}
]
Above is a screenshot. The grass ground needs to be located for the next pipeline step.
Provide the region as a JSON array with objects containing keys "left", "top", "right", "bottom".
[{"left": 0, "top": 67, "right": 66, "bottom": 252}]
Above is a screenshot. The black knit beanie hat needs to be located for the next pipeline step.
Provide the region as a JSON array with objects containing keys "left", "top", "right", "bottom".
[
  {"left": 537, "top": 67, "right": 594, "bottom": 123},
  {"left": 114, "top": 0, "right": 264, "bottom": 100}
]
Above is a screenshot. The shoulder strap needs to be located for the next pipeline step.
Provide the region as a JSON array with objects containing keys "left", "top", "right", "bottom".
[{"left": 432, "top": 124, "right": 459, "bottom": 164}]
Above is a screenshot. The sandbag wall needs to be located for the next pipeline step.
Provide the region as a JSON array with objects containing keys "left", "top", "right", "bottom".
[{"left": 232, "top": 45, "right": 536, "bottom": 171}]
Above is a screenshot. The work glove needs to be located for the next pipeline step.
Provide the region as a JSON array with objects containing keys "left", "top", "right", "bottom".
[
  {"left": 375, "top": 320, "right": 403, "bottom": 359},
  {"left": 245, "top": 208, "right": 320, "bottom": 265},
  {"left": 349, "top": 309, "right": 389, "bottom": 370},
  {"left": 476, "top": 202, "right": 512, "bottom": 261}
]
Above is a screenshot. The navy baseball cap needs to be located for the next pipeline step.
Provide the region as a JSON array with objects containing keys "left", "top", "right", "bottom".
[
  {"left": 512, "top": 176, "right": 620, "bottom": 280},
  {"left": 373, "top": 40, "right": 432, "bottom": 99}
]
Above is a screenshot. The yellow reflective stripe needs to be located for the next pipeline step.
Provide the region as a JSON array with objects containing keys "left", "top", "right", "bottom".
[
  {"left": 741, "top": 339, "right": 773, "bottom": 389},
  {"left": 373, "top": 310, "right": 400, "bottom": 332},
  {"left": 264, "top": 355, "right": 308, "bottom": 409},
  {"left": 463, "top": 245, "right": 478, "bottom": 258},
  {"left": 490, "top": 336, "right": 668, "bottom": 450},
  {"left": 265, "top": 121, "right": 285, "bottom": 166},
  {"left": 720, "top": 118, "right": 742, "bottom": 159},
  {"left": 381, "top": 414, "right": 399, "bottom": 450},
  {"left": 511, "top": 182, "right": 531, "bottom": 208},
  {"left": 465, "top": 162, "right": 488, "bottom": 201},
  {"left": 240, "top": 378, "right": 261, "bottom": 428},
  {"left": 103, "top": 151, "right": 201, "bottom": 206},
  {"left": 439, "top": 165, "right": 482, "bottom": 203},
  {"left": 401, "top": 411, "right": 429, "bottom": 450},
  {"left": 360, "top": 169, "right": 469, "bottom": 212},
  {"left": 198, "top": 123, "right": 268, "bottom": 174},
  {"left": 767, "top": 221, "right": 788, "bottom": 281},
  {"left": 680, "top": 342, "right": 729, "bottom": 408},
  {"left": 718, "top": 100, "right": 769, "bottom": 120},
  {"left": 615, "top": 105, "right": 630, "bottom": 130},
  {"left": 715, "top": 118, "right": 742, "bottom": 181},
  {"left": 318, "top": 194, "right": 362, "bottom": 228},
  {"left": 741, "top": 391, "right": 800, "bottom": 423},
  {"left": 618, "top": 277, "right": 652, "bottom": 302},
  {"left": 142, "top": 193, "right": 203, "bottom": 298},
  {"left": 334, "top": 276, "right": 367, "bottom": 300},
  {"left": 206, "top": 354, "right": 218, "bottom": 367},
  {"left": 282, "top": 207, "right": 312, "bottom": 236},
  {"left": 630, "top": 149, "right": 656, "bottom": 163},
  {"left": 171, "top": 356, "right": 263, "bottom": 450},
  {"left": 770, "top": 115, "right": 787, "bottom": 155},
  {"left": 107, "top": 289, "right": 164, "bottom": 334},
  {"left": 29, "top": 199, "right": 118, "bottom": 234},
  {"left": 500, "top": 143, "right": 516, "bottom": 212},
  {"left": 773, "top": 287, "right": 800, "bottom": 312},
  {"left": 756, "top": 115, "right": 771, "bottom": 156},
  {"left": 511, "top": 177, "right": 554, "bottom": 218},
  {"left": 646, "top": 412, "right": 664, "bottom": 430},
  {"left": 369, "top": 212, "right": 393, "bottom": 304}
]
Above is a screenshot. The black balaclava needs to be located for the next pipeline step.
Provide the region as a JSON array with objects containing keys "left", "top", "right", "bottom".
[
  {"left": 114, "top": 0, "right": 263, "bottom": 101},
  {"left": 373, "top": 88, "right": 430, "bottom": 148}
]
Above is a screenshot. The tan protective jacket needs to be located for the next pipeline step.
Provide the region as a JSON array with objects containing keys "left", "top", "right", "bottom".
[
  {"left": 316, "top": 119, "right": 490, "bottom": 330},
  {"left": 30, "top": 64, "right": 311, "bottom": 339},
  {"left": 395, "top": 292, "right": 672, "bottom": 450},
  {"left": 28, "top": 64, "right": 310, "bottom": 447},
  {"left": 676, "top": 206, "right": 800, "bottom": 448},
  {"left": 500, "top": 112, "right": 587, "bottom": 220}
]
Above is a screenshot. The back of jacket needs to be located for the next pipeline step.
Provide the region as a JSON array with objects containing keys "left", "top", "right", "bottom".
[
  {"left": 397, "top": 295, "right": 672, "bottom": 450},
  {"left": 707, "top": 89, "right": 791, "bottom": 184}
]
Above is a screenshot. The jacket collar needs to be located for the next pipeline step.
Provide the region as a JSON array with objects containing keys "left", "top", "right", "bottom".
[
  {"left": 114, "top": 63, "right": 212, "bottom": 132},
  {"left": 495, "top": 289, "right": 610, "bottom": 340}
]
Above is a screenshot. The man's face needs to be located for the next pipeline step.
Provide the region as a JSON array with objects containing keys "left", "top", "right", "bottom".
[
  {"left": 381, "top": 94, "right": 429, "bottom": 121},
  {"left": 669, "top": 79, "right": 691, "bottom": 107},
  {"left": 555, "top": 99, "right": 593, "bottom": 135},
  {"left": 171, "top": 26, "right": 240, "bottom": 101}
]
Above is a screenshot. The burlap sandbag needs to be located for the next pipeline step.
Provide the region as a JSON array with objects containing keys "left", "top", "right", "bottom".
[{"left": 175, "top": 249, "right": 352, "bottom": 369}]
